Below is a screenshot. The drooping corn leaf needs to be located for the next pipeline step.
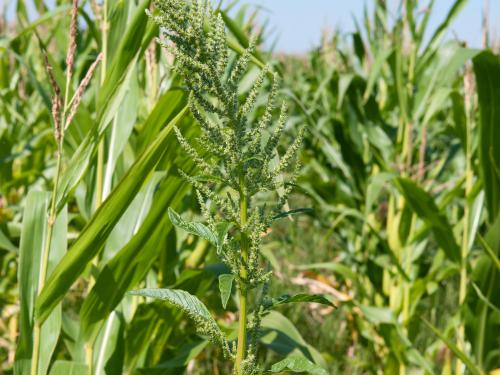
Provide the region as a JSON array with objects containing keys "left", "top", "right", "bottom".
[
  {"left": 414, "top": 43, "right": 478, "bottom": 122},
  {"left": 81, "top": 175, "right": 190, "bottom": 342},
  {"left": 219, "top": 10, "right": 266, "bottom": 69},
  {"left": 358, "top": 304, "right": 397, "bottom": 325},
  {"left": 36, "top": 107, "right": 188, "bottom": 323}
]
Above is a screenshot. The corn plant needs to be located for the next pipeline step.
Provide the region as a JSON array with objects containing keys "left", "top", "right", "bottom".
[
  {"left": 277, "top": 0, "right": 500, "bottom": 373},
  {"left": 3, "top": 0, "right": 198, "bottom": 372}
]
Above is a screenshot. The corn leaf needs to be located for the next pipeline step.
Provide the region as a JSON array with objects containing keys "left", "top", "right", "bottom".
[
  {"left": 93, "top": 311, "right": 124, "bottom": 375},
  {"left": 49, "top": 361, "right": 88, "bottom": 375},
  {"left": 421, "top": 318, "right": 481, "bottom": 375},
  {"left": 0, "top": 229, "right": 17, "bottom": 252},
  {"left": 477, "top": 234, "right": 500, "bottom": 272},
  {"left": 395, "top": 177, "right": 461, "bottom": 263},
  {"left": 15, "top": 191, "right": 50, "bottom": 368},
  {"left": 36, "top": 107, "right": 188, "bottom": 323},
  {"left": 80, "top": 175, "right": 190, "bottom": 342},
  {"left": 418, "top": 0, "right": 469, "bottom": 70},
  {"left": 473, "top": 51, "right": 500, "bottom": 221},
  {"left": 15, "top": 192, "right": 67, "bottom": 374}
]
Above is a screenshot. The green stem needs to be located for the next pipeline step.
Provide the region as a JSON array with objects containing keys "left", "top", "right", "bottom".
[
  {"left": 456, "top": 86, "right": 474, "bottom": 375},
  {"left": 31, "top": 143, "right": 63, "bottom": 375},
  {"left": 402, "top": 214, "right": 416, "bottom": 332},
  {"left": 235, "top": 181, "right": 249, "bottom": 374},
  {"left": 236, "top": 288, "right": 248, "bottom": 374},
  {"left": 456, "top": 180, "right": 471, "bottom": 373},
  {"left": 31, "top": 18, "right": 74, "bottom": 367},
  {"left": 94, "top": 1, "right": 107, "bottom": 210},
  {"left": 95, "top": 0, "right": 108, "bottom": 211},
  {"left": 95, "top": 141, "right": 105, "bottom": 208},
  {"left": 86, "top": 2, "right": 108, "bottom": 373}
]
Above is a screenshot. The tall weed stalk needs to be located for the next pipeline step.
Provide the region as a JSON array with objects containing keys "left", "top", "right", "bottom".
[{"left": 130, "top": 1, "right": 333, "bottom": 374}]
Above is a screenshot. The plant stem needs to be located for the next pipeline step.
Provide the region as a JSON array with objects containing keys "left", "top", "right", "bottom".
[
  {"left": 456, "top": 76, "right": 474, "bottom": 375},
  {"left": 95, "top": 141, "right": 105, "bottom": 209},
  {"left": 235, "top": 180, "right": 249, "bottom": 374},
  {"left": 456, "top": 197, "right": 470, "bottom": 375},
  {"left": 31, "top": 142, "right": 63, "bottom": 375},
  {"left": 95, "top": 0, "right": 107, "bottom": 212},
  {"left": 236, "top": 288, "right": 248, "bottom": 374},
  {"left": 402, "top": 218, "right": 414, "bottom": 314},
  {"left": 86, "top": 2, "right": 108, "bottom": 373},
  {"left": 31, "top": 21, "right": 75, "bottom": 368}
]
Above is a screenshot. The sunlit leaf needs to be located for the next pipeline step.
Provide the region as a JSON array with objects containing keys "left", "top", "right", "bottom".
[{"left": 269, "top": 355, "right": 328, "bottom": 375}]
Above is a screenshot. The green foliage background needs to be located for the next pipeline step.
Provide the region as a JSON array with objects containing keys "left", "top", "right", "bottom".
[{"left": 0, "top": 0, "right": 499, "bottom": 373}]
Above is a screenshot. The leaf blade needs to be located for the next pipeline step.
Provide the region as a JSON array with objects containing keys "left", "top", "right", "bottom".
[
  {"left": 128, "top": 288, "right": 212, "bottom": 321},
  {"left": 421, "top": 318, "right": 481, "bottom": 375},
  {"left": 267, "top": 294, "right": 335, "bottom": 309},
  {"left": 36, "top": 106, "right": 188, "bottom": 323},
  {"left": 269, "top": 355, "right": 328, "bottom": 375},
  {"left": 395, "top": 177, "right": 461, "bottom": 263},
  {"left": 218, "top": 274, "right": 234, "bottom": 309},
  {"left": 168, "top": 207, "right": 217, "bottom": 246}
]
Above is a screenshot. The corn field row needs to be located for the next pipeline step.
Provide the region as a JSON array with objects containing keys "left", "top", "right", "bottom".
[{"left": 0, "top": 0, "right": 499, "bottom": 374}]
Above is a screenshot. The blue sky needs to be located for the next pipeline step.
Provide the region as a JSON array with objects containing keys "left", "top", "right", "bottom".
[
  {"left": 2, "top": 0, "right": 496, "bottom": 53},
  {"left": 234, "top": 0, "right": 498, "bottom": 53}
]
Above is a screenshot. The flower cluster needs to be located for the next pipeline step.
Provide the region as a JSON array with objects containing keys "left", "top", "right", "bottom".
[{"left": 149, "top": 0, "right": 303, "bottom": 371}]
